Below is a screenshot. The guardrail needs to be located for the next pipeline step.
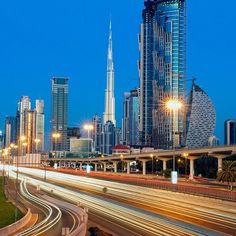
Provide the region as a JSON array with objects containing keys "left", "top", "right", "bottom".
[{"left": 0, "top": 209, "right": 32, "bottom": 235}]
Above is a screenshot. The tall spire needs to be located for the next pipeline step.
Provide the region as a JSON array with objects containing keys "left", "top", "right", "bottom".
[{"left": 103, "top": 19, "right": 116, "bottom": 126}]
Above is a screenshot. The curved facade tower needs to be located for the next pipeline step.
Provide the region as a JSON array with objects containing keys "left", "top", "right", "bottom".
[
  {"left": 186, "top": 82, "right": 216, "bottom": 148},
  {"left": 103, "top": 21, "right": 116, "bottom": 126}
]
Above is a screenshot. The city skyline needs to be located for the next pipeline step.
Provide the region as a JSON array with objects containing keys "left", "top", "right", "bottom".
[{"left": 0, "top": 0, "right": 236, "bottom": 143}]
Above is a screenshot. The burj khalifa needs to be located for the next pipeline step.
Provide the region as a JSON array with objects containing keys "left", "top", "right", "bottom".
[{"left": 103, "top": 21, "right": 116, "bottom": 126}]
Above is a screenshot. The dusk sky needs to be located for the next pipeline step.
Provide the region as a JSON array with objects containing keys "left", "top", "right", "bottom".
[{"left": 0, "top": 0, "right": 235, "bottom": 143}]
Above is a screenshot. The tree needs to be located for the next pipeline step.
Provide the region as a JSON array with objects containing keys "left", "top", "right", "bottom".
[
  {"left": 217, "top": 161, "right": 236, "bottom": 190},
  {"left": 163, "top": 169, "right": 172, "bottom": 178}
]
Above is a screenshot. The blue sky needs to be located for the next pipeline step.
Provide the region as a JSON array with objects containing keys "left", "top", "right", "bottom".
[{"left": 0, "top": 0, "right": 235, "bottom": 143}]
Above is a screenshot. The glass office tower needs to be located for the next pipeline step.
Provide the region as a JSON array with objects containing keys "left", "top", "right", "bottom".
[
  {"left": 51, "top": 77, "right": 69, "bottom": 151},
  {"left": 139, "top": 0, "right": 186, "bottom": 148}
]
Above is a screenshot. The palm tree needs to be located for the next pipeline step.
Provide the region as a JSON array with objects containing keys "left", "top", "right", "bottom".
[{"left": 217, "top": 161, "right": 236, "bottom": 190}]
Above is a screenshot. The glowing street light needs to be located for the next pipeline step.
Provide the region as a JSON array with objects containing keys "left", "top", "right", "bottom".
[
  {"left": 166, "top": 99, "right": 183, "bottom": 111},
  {"left": 183, "top": 153, "right": 189, "bottom": 178},
  {"left": 166, "top": 98, "right": 183, "bottom": 184}
]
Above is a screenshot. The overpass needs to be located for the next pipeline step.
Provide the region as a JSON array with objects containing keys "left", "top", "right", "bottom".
[{"left": 42, "top": 145, "right": 236, "bottom": 179}]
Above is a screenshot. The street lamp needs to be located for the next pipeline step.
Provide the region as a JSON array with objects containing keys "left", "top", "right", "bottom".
[
  {"left": 83, "top": 124, "right": 94, "bottom": 158},
  {"left": 150, "top": 154, "right": 154, "bottom": 175},
  {"left": 166, "top": 99, "right": 183, "bottom": 184},
  {"left": 183, "top": 153, "right": 189, "bottom": 179}
]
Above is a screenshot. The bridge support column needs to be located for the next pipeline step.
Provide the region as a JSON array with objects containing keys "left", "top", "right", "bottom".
[
  {"left": 103, "top": 163, "right": 106, "bottom": 172},
  {"left": 113, "top": 162, "right": 118, "bottom": 173},
  {"left": 189, "top": 158, "right": 195, "bottom": 180},
  {"left": 126, "top": 161, "right": 130, "bottom": 175},
  {"left": 212, "top": 155, "right": 226, "bottom": 172},
  {"left": 141, "top": 160, "right": 148, "bottom": 175},
  {"left": 94, "top": 163, "right": 98, "bottom": 172},
  {"left": 163, "top": 160, "right": 167, "bottom": 171}
]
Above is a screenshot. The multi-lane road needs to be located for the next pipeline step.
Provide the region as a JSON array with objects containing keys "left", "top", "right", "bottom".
[{"left": 8, "top": 167, "right": 236, "bottom": 235}]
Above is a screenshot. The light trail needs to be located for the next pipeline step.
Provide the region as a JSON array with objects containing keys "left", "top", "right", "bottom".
[
  {"left": 15, "top": 179, "right": 62, "bottom": 236},
  {"left": 7, "top": 167, "right": 224, "bottom": 236}
]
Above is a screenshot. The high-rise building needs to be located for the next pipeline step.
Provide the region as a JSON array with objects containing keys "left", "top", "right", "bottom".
[
  {"left": 224, "top": 120, "right": 236, "bottom": 145},
  {"left": 208, "top": 136, "right": 220, "bottom": 147},
  {"left": 122, "top": 89, "right": 140, "bottom": 146},
  {"left": 139, "top": 0, "right": 186, "bottom": 148},
  {"left": 51, "top": 77, "right": 69, "bottom": 151},
  {"left": 67, "top": 127, "right": 80, "bottom": 151},
  {"left": 122, "top": 92, "right": 130, "bottom": 145},
  {"left": 102, "top": 121, "right": 116, "bottom": 155},
  {"left": 103, "top": 21, "right": 116, "bottom": 126},
  {"left": 0, "top": 131, "right": 3, "bottom": 149},
  {"left": 35, "top": 100, "right": 45, "bottom": 152},
  {"left": 92, "top": 115, "right": 103, "bottom": 153},
  {"left": 4, "top": 116, "right": 17, "bottom": 148},
  {"left": 186, "top": 83, "right": 216, "bottom": 148},
  {"left": 18, "top": 96, "right": 31, "bottom": 138}
]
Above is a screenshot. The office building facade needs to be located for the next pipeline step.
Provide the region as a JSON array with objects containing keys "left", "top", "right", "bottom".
[
  {"left": 4, "top": 116, "right": 17, "bottom": 148},
  {"left": 51, "top": 77, "right": 69, "bottom": 151},
  {"left": 224, "top": 120, "right": 236, "bottom": 145},
  {"left": 139, "top": 0, "right": 186, "bottom": 148},
  {"left": 186, "top": 83, "right": 216, "bottom": 148},
  {"left": 122, "top": 89, "right": 140, "bottom": 146},
  {"left": 92, "top": 115, "right": 103, "bottom": 153}
]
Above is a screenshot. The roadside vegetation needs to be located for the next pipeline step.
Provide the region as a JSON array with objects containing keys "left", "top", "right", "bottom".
[
  {"left": 217, "top": 161, "right": 236, "bottom": 191},
  {"left": 0, "top": 177, "right": 23, "bottom": 228}
]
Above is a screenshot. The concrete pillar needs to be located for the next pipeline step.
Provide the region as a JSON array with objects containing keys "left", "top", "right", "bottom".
[
  {"left": 103, "top": 163, "right": 106, "bottom": 172},
  {"left": 218, "top": 158, "right": 223, "bottom": 172},
  {"left": 163, "top": 160, "right": 167, "bottom": 171},
  {"left": 80, "top": 162, "right": 82, "bottom": 171},
  {"left": 141, "top": 160, "right": 147, "bottom": 175},
  {"left": 94, "top": 163, "right": 98, "bottom": 172},
  {"left": 126, "top": 162, "right": 130, "bottom": 174},
  {"left": 189, "top": 159, "right": 194, "bottom": 180},
  {"left": 113, "top": 162, "right": 118, "bottom": 173},
  {"left": 213, "top": 155, "right": 226, "bottom": 172}
]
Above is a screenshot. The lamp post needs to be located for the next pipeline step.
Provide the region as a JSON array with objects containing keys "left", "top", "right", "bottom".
[
  {"left": 166, "top": 99, "right": 182, "bottom": 184},
  {"left": 150, "top": 154, "right": 154, "bottom": 175},
  {"left": 183, "top": 153, "right": 189, "bottom": 179}
]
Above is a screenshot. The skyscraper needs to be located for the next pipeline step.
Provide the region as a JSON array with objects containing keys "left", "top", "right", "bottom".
[
  {"left": 102, "top": 121, "right": 116, "bottom": 155},
  {"left": 35, "top": 100, "right": 45, "bottom": 152},
  {"left": 92, "top": 115, "right": 103, "bottom": 153},
  {"left": 103, "top": 21, "right": 116, "bottom": 126},
  {"left": 186, "top": 82, "right": 216, "bottom": 148},
  {"left": 51, "top": 77, "right": 69, "bottom": 151},
  {"left": 139, "top": 0, "right": 186, "bottom": 148},
  {"left": 224, "top": 120, "right": 236, "bottom": 145},
  {"left": 4, "top": 116, "right": 17, "bottom": 148},
  {"left": 122, "top": 89, "right": 140, "bottom": 146},
  {"left": 18, "top": 96, "right": 31, "bottom": 138}
]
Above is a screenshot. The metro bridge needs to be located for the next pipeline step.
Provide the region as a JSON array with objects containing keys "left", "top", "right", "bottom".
[{"left": 42, "top": 145, "right": 236, "bottom": 179}]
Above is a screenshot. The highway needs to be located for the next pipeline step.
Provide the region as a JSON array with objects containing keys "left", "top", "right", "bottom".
[
  {"left": 3, "top": 172, "right": 83, "bottom": 236},
  {"left": 8, "top": 167, "right": 236, "bottom": 235}
]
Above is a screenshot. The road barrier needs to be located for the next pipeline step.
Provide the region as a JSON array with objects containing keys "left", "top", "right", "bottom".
[{"left": 0, "top": 209, "right": 32, "bottom": 235}]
